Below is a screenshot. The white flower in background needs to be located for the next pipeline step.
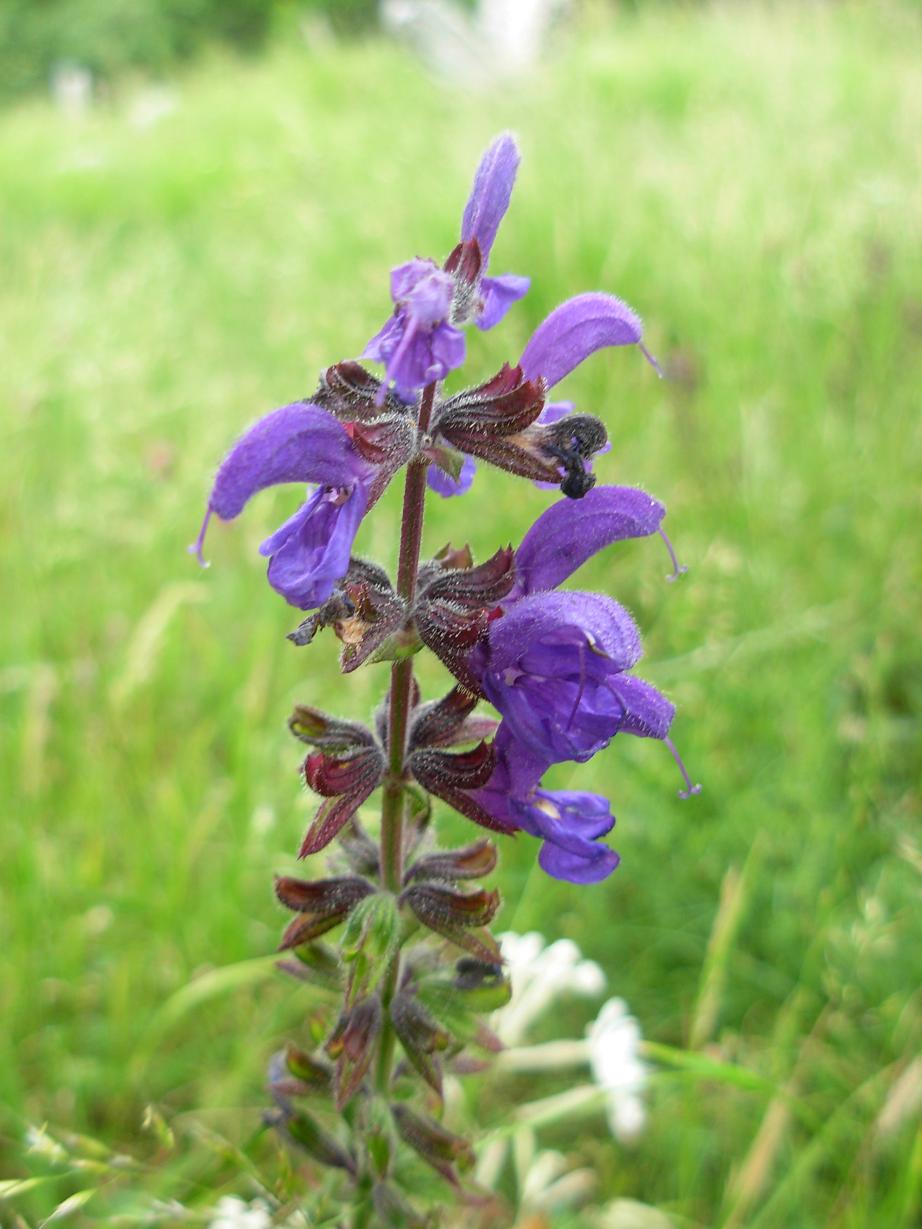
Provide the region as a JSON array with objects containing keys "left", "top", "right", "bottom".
[
  {"left": 380, "top": 0, "right": 572, "bottom": 83},
  {"left": 494, "top": 930, "right": 606, "bottom": 1045},
  {"left": 586, "top": 998, "right": 648, "bottom": 1143},
  {"left": 208, "top": 1197, "right": 272, "bottom": 1229}
]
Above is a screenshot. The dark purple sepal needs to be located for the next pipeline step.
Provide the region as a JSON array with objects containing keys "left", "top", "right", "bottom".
[
  {"left": 272, "top": 1105, "right": 356, "bottom": 1175},
  {"left": 419, "top": 545, "right": 516, "bottom": 608},
  {"left": 443, "top": 237, "right": 483, "bottom": 283},
  {"left": 275, "top": 874, "right": 374, "bottom": 915},
  {"left": 337, "top": 579, "right": 409, "bottom": 674},
  {"left": 311, "top": 360, "right": 405, "bottom": 423},
  {"left": 391, "top": 993, "right": 451, "bottom": 1097},
  {"left": 326, "top": 996, "right": 382, "bottom": 1111},
  {"left": 404, "top": 838, "right": 497, "bottom": 886},
  {"left": 276, "top": 873, "right": 374, "bottom": 950},
  {"left": 400, "top": 883, "right": 501, "bottom": 963},
  {"left": 435, "top": 363, "right": 546, "bottom": 440},
  {"left": 519, "top": 291, "right": 644, "bottom": 390},
  {"left": 409, "top": 742, "right": 517, "bottom": 836},
  {"left": 299, "top": 747, "right": 385, "bottom": 858},
  {"left": 414, "top": 547, "right": 516, "bottom": 692},
  {"left": 341, "top": 415, "right": 417, "bottom": 490},
  {"left": 513, "top": 485, "right": 667, "bottom": 596},
  {"left": 288, "top": 705, "right": 378, "bottom": 753},
  {"left": 409, "top": 685, "right": 478, "bottom": 750},
  {"left": 391, "top": 1104, "right": 475, "bottom": 1189},
  {"left": 414, "top": 602, "right": 490, "bottom": 695}
]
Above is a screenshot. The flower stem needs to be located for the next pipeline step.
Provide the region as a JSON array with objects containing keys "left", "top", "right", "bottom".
[{"left": 375, "top": 381, "right": 435, "bottom": 1095}]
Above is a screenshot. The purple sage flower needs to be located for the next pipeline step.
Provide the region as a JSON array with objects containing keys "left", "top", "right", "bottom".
[
  {"left": 473, "top": 727, "right": 620, "bottom": 884},
  {"left": 460, "top": 132, "right": 530, "bottom": 331},
  {"left": 364, "top": 133, "right": 529, "bottom": 425},
  {"left": 478, "top": 589, "right": 674, "bottom": 764},
  {"left": 190, "top": 402, "right": 375, "bottom": 610},
  {"left": 470, "top": 486, "right": 699, "bottom": 791},
  {"left": 364, "top": 259, "right": 466, "bottom": 404}
]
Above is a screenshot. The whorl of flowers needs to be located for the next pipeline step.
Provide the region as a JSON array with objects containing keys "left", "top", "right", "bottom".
[{"left": 193, "top": 134, "right": 698, "bottom": 1222}]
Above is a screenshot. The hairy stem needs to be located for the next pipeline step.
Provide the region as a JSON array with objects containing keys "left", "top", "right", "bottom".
[{"left": 375, "top": 381, "right": 435, "bottom": 1094}]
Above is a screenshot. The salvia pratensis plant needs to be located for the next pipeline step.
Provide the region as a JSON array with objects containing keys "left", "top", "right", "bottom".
[{"left": 192, "top": 134, "right": 699, "bottom": 1226}]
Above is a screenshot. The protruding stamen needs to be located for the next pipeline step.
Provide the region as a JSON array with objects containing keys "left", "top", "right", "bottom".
[
  {"left": 640, "top": 343, "right": 665, "bottom": 379},
  {"left": 665, "top": 736, "right": 701, "bottom": 800},
  {"left": 188, "top": 506, "right": 213, "bottom": 568},
  {"left": 658, "top": 528, "right": 688, "bottom": 583}
]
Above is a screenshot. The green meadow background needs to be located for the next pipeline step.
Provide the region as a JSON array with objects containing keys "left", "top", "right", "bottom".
[{"left": 2, "top": 2, "right": 921, "bottom": 1224}]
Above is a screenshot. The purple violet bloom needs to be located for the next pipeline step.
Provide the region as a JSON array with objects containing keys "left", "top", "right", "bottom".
[
  {"left": 473, "top": 727, "right": 620, "bottom": 884},
  {"left": 364, "top": 259, "right": 466, "bottom": 404},
  {"left": 190, "top": 402, "right": 373, "bottom": 610},
  {"left": 364, "top": 134, "right": 530, "bottom": 428},
  {"left": 478, "top": 589, "right": 674, "bottom": 764},
  {"left": 470, "top": 486, "right": 699, "bottom": 791},
  {"left": 460, "top": 132, "right": 531, "bottom": 332}
]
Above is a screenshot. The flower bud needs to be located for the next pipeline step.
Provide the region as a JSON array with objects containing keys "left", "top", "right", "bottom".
[
  {"left": 326, "top": 996, "right": 382, "bottom": 1110},
  {"left": 404, "top": 839, "right": 497, "bottom": 886},
  {"left": 391, "top": 1105, "right": 474, "bottom": 1187},
  {"left": 275, "top": 875, "right": 375, "bottom": 949},
  {"left": 340, "top": 893, "right": 401, "bottom": 1004},
  {"left": 272, "top": 1105, "right": 355, "bottom": 1174},
  {"left": 408, "top": 686, "right": 497, "bottom": 752},
  {"left": 391, "top": 992, "right": 452, "bottom": 1097},
  {"left": 299, "top": 746, "right": 385, "bottom": 858}
]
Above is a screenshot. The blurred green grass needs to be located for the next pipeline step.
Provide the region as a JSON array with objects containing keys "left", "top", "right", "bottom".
[{"left": 1, "top": 2, "right": 921, "bottom": 1224}]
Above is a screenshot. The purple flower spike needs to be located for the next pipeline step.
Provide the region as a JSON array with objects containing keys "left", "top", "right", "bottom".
[
  {"left": 461, "top": 133, "right": 521, "bottom": 264},
  {"left": 364, "top": 259, "right": 465, "bottom": 401},
  {"left": 512, "top": 486, "right": 666, "bottom": 597},
  {"left": 520, "top": 292, "right": 646, "bottom": 389},
  {"left": 190, "top": 401, "right": 374, "bottom": 609}
]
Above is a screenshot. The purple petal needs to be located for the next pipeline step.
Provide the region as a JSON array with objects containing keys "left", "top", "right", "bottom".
[
  {"left": 608, "top": 674, "right": 675, "bottom": 740},
  {"left": 460, "top": 133, "right": 521, "bottom": 263},
  {"left": 262, "top": 482, "right": 367, "bottom": 610},
  {"left": 477, "top": 273, "right": 530, "bottom": 331},
  {"left": 427, "top": 454, "right": 477, "bottom": 498},
  {"left": 513, "top": 486, "right": 666, "bottom": 596},
  {"left": 519, "top": 292, "right": 643, "bottom": 390},
  {"left": 487, "top": 590, "right": 642, "bottom": 676},
  {"left": 391, "top": 260, "right": 454, "bottom": 325},
  {"left": 364, "top": 311, "right": 466, "bottom": 397},
  {"left": 538, "top": 839, "right": 620, "bottom": 884},
  {"left": 207, "top": 403, "right": 364, "bottom": 522}
]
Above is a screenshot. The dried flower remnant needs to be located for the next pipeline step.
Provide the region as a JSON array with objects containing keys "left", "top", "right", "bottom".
[{"left": 193, "top": 132, "right": 696, "bottom": 1223}]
